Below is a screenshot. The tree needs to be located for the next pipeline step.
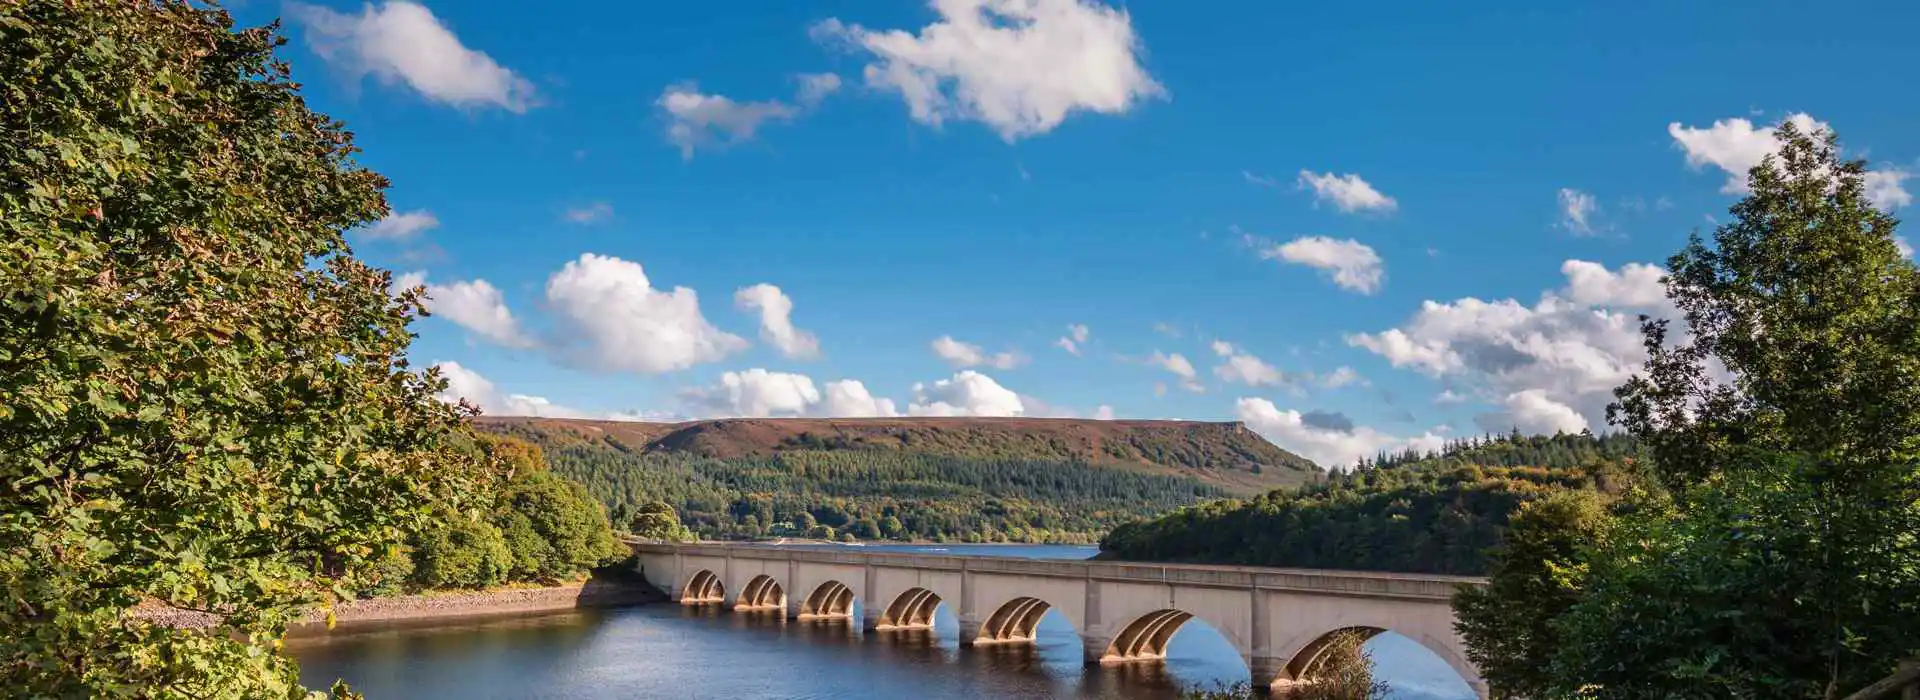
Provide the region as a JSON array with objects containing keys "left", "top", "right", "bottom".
[
  {"left": 412, "top": 517, "right": 514, "bottom": 590},
  {"left": 491, "top": 471, "right": 622, "bottom": 582},
  {"left": 628, "top": 501, "right": 693, "bottom": 542},
  {"left": 1, "top": 2, "right": 492, "bottom": 697},
  {"left": 1569, "top": 122, "right": 1920, "bottom": 696},
  {"left": 1453, "top": 491, "right": 1611, "bottom": 699}
]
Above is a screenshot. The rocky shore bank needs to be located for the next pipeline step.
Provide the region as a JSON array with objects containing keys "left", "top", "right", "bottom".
[{"left": 134, "top": 579, "right": 665, "bottom": 633}]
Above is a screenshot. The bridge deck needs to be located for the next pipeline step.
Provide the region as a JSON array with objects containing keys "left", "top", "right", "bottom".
[{"left": 630, "top": 541, "right": 1483, "bottom": 601}]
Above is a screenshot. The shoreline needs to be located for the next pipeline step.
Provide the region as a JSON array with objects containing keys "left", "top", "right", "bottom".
[{"left": 134, "top": 580, "right": 665, "bottom": 635}]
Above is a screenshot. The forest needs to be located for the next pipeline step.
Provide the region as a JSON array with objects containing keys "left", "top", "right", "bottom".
[
  {"left": 484, "top": 422, "right": 1235, "bottom": 543},
  {"left": 1099, "top": 431, "right": 1648, "bottom": 575}
]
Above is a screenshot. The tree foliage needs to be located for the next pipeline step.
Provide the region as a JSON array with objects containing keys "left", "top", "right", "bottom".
[
  {"left": 1101, "top": 432, "right": 1646, "bottom": 575},
  {"left": 487, "top": 470, "right": 623, "bottom": 582},
  {"left": 0, "top": 2, "right": 489, "bottom": 696},
  {"left": 411, "top": 515, "right": 514, "bottom": 590},
  {"left": 1452, "top": 491, "right": 1611, "bottom": 698},
  {"left": 1459, "top": 123, "right": 1920, "bottom": 698},
  {"left": 628, "top": 501, "right": 694, "bottom": 542}
]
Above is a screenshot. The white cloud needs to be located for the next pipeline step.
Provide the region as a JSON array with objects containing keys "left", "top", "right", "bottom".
[
  {"left": 681, "top": 369, "right": 898, "bottom": 418},
  {"left": 434, "top": 361, "right": 584, "bottom": 418},
  {"left": 1670, "top": 112, "right": 1910, "bottom": 210},
  {"left": 1055, "top": 323, "right": 1092, "bottom": 355},
  {"left": 1237, "top": 398, "right": 1444, "bottom": 470},
  {"left": 796, "top": 72, "right": 844, "bottom": 107},
  {"left": 931, "top": 335, "right": 1023, "bottom": 369},
  {"left": 657, "top": 84, "right": 798, "bottom": 158},
  {"left": 734, "top": 284, "right": 821, "bottom": 360},
  {"left": 909, "top": 370, "right": 1026, "bottom": 416},
  {"left": 1897, "top": 236, "right": 1914, "bottom": 258},
  {"left": 1210, "top": 341, "right": 1290, "bottom": 388},
  {"left": 1865, "top": 169, "right": 1913, "bottom": 211},
  {"left": 1493, "top": 389, "right": 1589, "bottom": 435},
  {"left": 1434, "top": 389, "right": 1468, "bottom": 405},
  {"left": 360, "top": 210, "right": 439, "bottom": 240},
  {"left": 1093, "top": 405, "right": 1116, "bottom": 420},
  {"left": 1558, "top": 188, "right": 1598, "bottom": 236},
  {"left": 814, "top": 0, "right": 1163, "bottom": 141},
  {"left": 1348, "top": 259, "right": 1676, "bottom": 435},
  {"left": 563, "top": 202, "right": 613, "bottom": 224},
  {"left": 424, "top": 277, "right": 535, "bottom": 348},
  {"left": 544, "top": 253, "right": 747, "bottom": 373},
  {"left": 1149, "top": 351, "right": 1204, "bottom": 393},
  {"left": 290, "top": 1, "right": 535, "bottom": 112},
  {"left": 1259, "top": 236, "right": 1385, "bottom": 294},
  {"left": 389, "top": 270, "right": 428, "bottom": 297},
  {"left": 1152, "top": 322, "right": 1183, "bottom": 339},
  {"left": 1297, "top": 170, "right": 1397, "bottom": 213},
  {"left": 1319, "top": 366, "right": 1364, "bottom": 389}
]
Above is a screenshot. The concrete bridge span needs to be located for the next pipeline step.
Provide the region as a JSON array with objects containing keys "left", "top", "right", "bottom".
[{"left": 631, "top": 542, "right": 1488, "bottom": 697}]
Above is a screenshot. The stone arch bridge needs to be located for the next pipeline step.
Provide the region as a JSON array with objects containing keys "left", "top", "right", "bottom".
[{"left": 632, "top": 542, "right": 1487, "bottom": 697}]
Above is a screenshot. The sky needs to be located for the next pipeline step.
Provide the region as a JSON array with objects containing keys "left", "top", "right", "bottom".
[{"left": 238, "top": 0, "right": 1920, "bottom": 469}]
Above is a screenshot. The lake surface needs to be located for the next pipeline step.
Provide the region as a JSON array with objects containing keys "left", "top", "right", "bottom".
[{"left": 292, "top": 544, "right": 1476, "bottom": 699}]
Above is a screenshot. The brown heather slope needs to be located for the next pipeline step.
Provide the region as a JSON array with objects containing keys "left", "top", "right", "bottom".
[{"left": 474, "top": 416, "right": 1321, "bottom": 493}]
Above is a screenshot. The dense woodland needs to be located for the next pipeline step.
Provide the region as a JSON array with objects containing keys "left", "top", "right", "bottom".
[
  {"left": 1100, "top": 431, "right": 1648, "bottom": 575},
  {"left": 485, "top": 422, "right": 1234, "bottom": 543}
]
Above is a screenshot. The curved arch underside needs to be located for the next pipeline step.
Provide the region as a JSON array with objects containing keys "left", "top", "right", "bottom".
[
  {"left": 972, "top": 596, "right": 1053, "bottom": 646},
  {"left": 1099, "top": 609, "right": 1194, "bottom": 664},
  {"left": 876, "top": 587, "right": 941, "bottom": 630},
  {"left": 799, "top": 580, "right": 856, "bottom": 620},
  {"left": 681, "top": 569, "right": 725, "bottom": 605},
  {"left": 734, "top": 574, "right": 786, "bottom": 612},
  {"left": 1286, "top": 626, "right": 1386, "bottom": 680}
]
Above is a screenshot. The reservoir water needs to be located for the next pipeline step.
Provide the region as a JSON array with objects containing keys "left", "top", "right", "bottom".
[{"left": 292, "top": 544, "right": 1477, "bottom": 699}]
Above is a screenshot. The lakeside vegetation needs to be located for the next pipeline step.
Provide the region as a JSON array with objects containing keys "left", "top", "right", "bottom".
[{"left": 1100, "top": 431, "right": 1647, "bottom": 575}]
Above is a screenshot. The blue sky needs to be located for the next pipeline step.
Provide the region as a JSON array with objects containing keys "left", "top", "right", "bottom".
[{"left": 242, "top": 0, "right": 1920, "bottom": 467}]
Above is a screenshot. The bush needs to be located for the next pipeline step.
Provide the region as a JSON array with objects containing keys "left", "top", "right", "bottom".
[{"left": 412, "top": 517, "right": 514, "bottom": 589}]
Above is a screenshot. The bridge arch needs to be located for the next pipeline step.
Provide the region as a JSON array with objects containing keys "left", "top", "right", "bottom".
[
  {"left": 681, "top": 569, "right": 725, "bottom": 605},
  {"left": 799, "top": 580, "right": 856, "bottom": 619},
  {"left": 1271, "top": 625, "right": 1481, "bottom": 696},
  {"left": 876, "top": 586, "right": 942, "bottom": 630},
  {"left": 732, "top": 574, "right": 786, "bottom": 612},
  {"left": 971, "top": 596, "right": 1050, "bottom": 645}
]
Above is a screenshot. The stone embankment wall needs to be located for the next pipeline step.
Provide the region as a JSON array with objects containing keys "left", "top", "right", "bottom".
[{"left": 134, "top": 580, "right": 664, "bottom": 633}]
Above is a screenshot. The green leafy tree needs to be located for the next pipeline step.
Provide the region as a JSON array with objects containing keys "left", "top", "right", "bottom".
[
  {"left": 411, "top": 517, "right": 514, "bottom": 590},
  {"left": 1564, "top": 122, "right": 1920, "bottom": 697},
  {"left": 1453, "top": 491, "right": 1611, "bottom": 698},
  {"left": 490, "top": 471, "right": 622, "bottom": 582},
  {"left": 0, "top": 2, "right": 490, "bottom": 696},
  {"left": 628, "top": 501, "right": 694, "bottom": 542}
]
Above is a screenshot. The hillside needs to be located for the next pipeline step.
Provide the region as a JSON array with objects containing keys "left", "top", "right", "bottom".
[
  {"left": 475, "top": 416, "right": 1319, "bottom": 492},
  {"left": 1099, "top": 432, "right": 1651, "bottom": 575},
  {"left": 474, "top": 416, "right": 1320, "bottom": 544}
]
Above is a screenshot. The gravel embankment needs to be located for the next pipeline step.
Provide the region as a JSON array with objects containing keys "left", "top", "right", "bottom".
[{"left": 133, "top": 580, "right": 665, "bottom": 632}]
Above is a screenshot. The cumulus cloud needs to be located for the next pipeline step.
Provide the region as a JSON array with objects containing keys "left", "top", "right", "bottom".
[
  {"left": 423, "top": 277, "right": 535, "bottom": 348},
  {"left": 1237, "top": 398, "right": 1444, "bottom": 470},
  {"left": 1488, "top": 389, "right": 1589, "bottom": 435},
  {"left": 680, "top": 369, "right": 896, "bottom": 418},
  {"left": 909, "top": 370, "right": 1026, "bottom": 416},
  {"left": 734, "top": 284, "right": 820, "bottom": 359},
  {"left": 1320, "top": 366, "right": 1365, "bottom": 389},
  {"left": 360, "top": 210, "right": 439, "bottom": 240},
  {"left": 1297, "top": 170, "right": 1397, "bottom": 213},
  {"left": 1257, "top": 235, "right": 1385, "bottom": 294},
  {"left": 1347, "top": 259, "right": 1675, "bottom": 435},
  {"left": 656, "top": 84, "right": 798, "bottom": 159},
  {"left": 1558, "top": 188, "right": 1598, "bottom": 236},
  {"left": 1055, "top": 323, "right": 1092, "bottom": 355},
  {"left": 931, "top": 335, "right": 1023, "bottom": 369},
  {"left": 1670, "top": 113, "right": 1910, "bottom": 211},
  {"left": 796, "top": 72, "right": 843, "bottom": 107},
  {"left": 1093, "top": 405, "right": 1116, "bottom": 420},
  {"left": 434, "top": 361, "right": 584, "bottom": 418},
  {"left": 563, "top": 202, "right": 613, "bottom": 224},
  {"left": 290, "top": 1, "right": 535, "bottom": 112},
  {"left": 813, "top": 0, "right": 1162, "bottom": 141},
  {"left": 544, "top": 253, "right": 747, "bottom": 373},
  {"left": 389, "top": 270, "right": 428, "bottom": 297},
  {"left": 1210, "top": 341, "right": 1291, "bottom": 388},
  {"left": 1149, "top": 351, "right": 1204, "bottom": 393}
]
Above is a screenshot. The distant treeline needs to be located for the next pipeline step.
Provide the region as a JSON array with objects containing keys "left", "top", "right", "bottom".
[
  {"left": 485, "top": 423, "right": 1234, "bottom": 544},
  {"left": 1099, "top": 431, "right": 1649, "bottom": 575}
]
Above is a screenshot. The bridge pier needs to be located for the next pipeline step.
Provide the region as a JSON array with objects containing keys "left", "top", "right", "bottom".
[{"left": 1247, "top": 656, "right": 1287, "bottom": 692}]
